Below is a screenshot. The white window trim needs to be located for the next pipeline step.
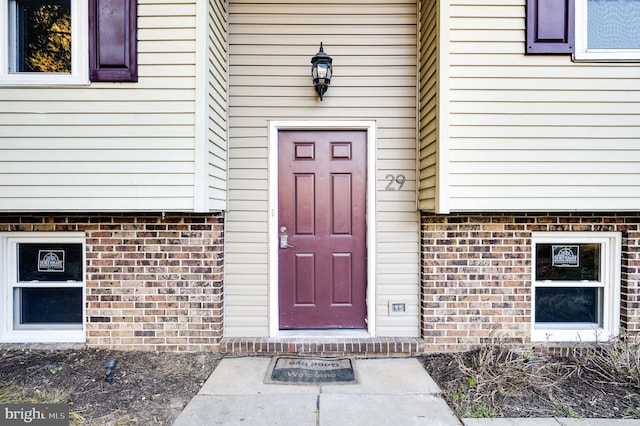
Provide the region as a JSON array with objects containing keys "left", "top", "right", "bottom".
[
  {"left": 0, "top": 0, "right": 89, "bottom": 86},
  {"left": 531, "top": 232, "right": 621, "bottom": 343},
  {"left": 0, "top": 232, "right": 86, "bottom": 343},
  {"left": 574, "top": 0, "right": 640, "bottom": 62}
]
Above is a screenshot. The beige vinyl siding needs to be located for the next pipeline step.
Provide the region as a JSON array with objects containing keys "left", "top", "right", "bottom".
[
  {"left": 0, "top": 1, "right": 202, "bottom": 212},
  {"left": 206, "top": 0, "right": 229, "bottom": 209},
  {"left": 446, "top": 0, "right": 640, "bottom": 212},
  {"left": 417, "top": 0, "right": 439, "bottom": 211},
  {"left": 225, "top": 0, "right": 420, "bottom": 337}
]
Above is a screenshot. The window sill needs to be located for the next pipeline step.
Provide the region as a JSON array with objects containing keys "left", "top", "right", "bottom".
[
  {"left": 0, "top": 329, "right": 85, "bottom": 343},
  {"left": 573, "top": 51, "right": 640, "bottom": 63},
  {"left": 0, "top": 77, "right": 91, "bottom": 87}
]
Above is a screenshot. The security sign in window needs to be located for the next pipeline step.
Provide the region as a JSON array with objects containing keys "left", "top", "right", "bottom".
[
  {"left": 552, "top": 246, "right": 579, "bottom": 268},
  {"left": 535, "top": 243, "right": 600, "bottom": 282},
  {"left": 38, "top": 250, "right": 65, "bottom": 272},
  {"left": 18, "top": 243, "right": 82, "bottom": 282}
]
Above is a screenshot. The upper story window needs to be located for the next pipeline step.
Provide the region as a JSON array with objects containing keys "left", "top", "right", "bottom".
[
  {"left": 575, "top": 0, "right": 640, "bottom": 61},
  {"left": 1, "top": 0, "right": 137, "bottom": 86},
  {"left": 1, "top": 0, "right": 88, "bottom": 85}
]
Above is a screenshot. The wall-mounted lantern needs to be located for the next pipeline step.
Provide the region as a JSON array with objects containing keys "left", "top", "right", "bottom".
[{"left": 310, "top": 43, "right": 332, "bottom": 101}]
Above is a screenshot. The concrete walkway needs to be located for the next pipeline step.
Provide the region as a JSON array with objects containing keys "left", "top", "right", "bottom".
[{"left": 172, "top": 357, "right": 640, "bottom": 426}]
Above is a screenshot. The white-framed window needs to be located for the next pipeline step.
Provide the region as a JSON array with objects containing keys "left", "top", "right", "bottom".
[
  {"left": 0, "top": 232, "right": 86, "bottom": 343},
  {"left": 531, "top": 232, "right": 621, "bottom": 342},
  {"left": 0, "top": 0, "right": 88, "bottom": 85},
  {"left": 575, "top": 0, "right": 640, "bottom": 61}
]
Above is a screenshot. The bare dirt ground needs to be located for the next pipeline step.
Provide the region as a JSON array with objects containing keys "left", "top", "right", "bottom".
[
  {"left": 2, "top": 342, "right": 640, "bottom": 424},
  {"left": 0, "top": 348, "right": 221, "bottom": 425}
]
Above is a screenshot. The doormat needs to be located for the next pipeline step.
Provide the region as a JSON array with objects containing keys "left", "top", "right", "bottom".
[{"left": 264, "top": 356, "right": 357, "bottom": 385}]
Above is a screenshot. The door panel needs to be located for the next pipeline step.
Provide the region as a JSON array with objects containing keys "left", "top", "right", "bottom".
[
  {"left": 295, "top": 174, "right": 315, "bottom": 234},
  {"left": 294, "top": 253, "right": 315, "bottom": 304},
  {"left": 278, "top": 130, "right": 367, "bottom": 329}
]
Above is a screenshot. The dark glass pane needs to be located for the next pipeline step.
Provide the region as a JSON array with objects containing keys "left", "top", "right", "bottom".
[
  {"left": 536, "top": 243, "right": 600, "bottom": 281},
  {"left": 16, "top": 0, "right": 71, "bottom": 72},
  {"left": 18, "top": 243, "right": 83, "bottom": 282},
  {"left": 19, "top": 287, "right": 82, "bottom": 324},
  {"left": 535, "top": 287, "right": 599, "bottom": 323}
]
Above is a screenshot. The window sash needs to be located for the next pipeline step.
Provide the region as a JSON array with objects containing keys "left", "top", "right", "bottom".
[
  {"left": 8, "top": 0, "right": 72, "bottom": 73},
  {"left": 575, "top": 0, "right": 640, "bottom": 61},
  {"left": 534, "top": 286, "right": 603, "bottom": 324},
  {"left": 535, "top": 243, "right": 601, "bottom": 282},
  {"left": 14, "top": 287, "right": 83, "bottom": 329},
  {"left": 0, "top": 0, "right": 88, "bottom": 85}
]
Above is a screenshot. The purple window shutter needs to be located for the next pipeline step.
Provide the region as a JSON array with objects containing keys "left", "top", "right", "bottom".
[
  {"left": 526, "top": 0, "right": 574, "bottom": 54},
  {"left": 89, "top": 0, "right": 138, "bottom": 82}
]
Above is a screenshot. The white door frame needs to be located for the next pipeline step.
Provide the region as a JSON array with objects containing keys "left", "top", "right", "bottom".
[{"left": 268, "top": 120, "right": 377, "bottom": 337}]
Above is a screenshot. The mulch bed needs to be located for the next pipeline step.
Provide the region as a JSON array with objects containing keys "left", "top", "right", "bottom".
[
  {"left": 0, "top": 348, "right": 221, "bottom": 425},
  {"left": 4, "top": 345, "right": 640, "bottom": 423},
  {"left": 421, "top": 349, "right": 640, "bottom": 419}
]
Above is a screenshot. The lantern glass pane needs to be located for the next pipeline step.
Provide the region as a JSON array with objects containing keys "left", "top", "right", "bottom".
[{"left": 316, "top": 63, "right": 328, "bottom": 79}]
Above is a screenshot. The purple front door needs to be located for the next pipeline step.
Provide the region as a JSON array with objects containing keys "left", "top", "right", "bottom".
[{"left": 278, "top": 130, "right": 367, "bottom": 329}]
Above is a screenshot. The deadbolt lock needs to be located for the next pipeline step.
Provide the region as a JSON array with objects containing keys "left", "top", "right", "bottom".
[{"left": 279, "top": 234, "right": 294, "bottom": 249}]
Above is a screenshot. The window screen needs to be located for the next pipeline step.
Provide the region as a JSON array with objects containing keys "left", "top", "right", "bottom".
[{"left": 588, "top": 0, "right": 640, "bottom": 49}]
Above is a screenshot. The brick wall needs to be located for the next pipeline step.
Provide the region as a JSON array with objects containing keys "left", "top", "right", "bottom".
[
  {"left": 0, "top": 213, "right": 224, "bottom": 352},
  {"left": 4, "top": 212, "right": 639, "bottom": 354},
  {"left": 421, "top": 213, "right": 640, "bottom": 352}
]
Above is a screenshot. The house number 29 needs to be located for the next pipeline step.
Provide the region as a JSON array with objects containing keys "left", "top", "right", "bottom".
[{"left": 385, "top": 174, "right": 406, "bottom": 190}]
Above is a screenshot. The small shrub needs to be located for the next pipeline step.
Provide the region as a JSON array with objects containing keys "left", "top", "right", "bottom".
[
  {"left": 471, "top": 403, "right": 500, "bottom": 418},
  {"left": 626, "top": 406, "right": 640, "bottom": 419},
  {"left": 571, "top": 331, "right": 640, "bottom": 390},
  {"left": 555, "top": 403, "right": 581, "bottom": 418}
]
